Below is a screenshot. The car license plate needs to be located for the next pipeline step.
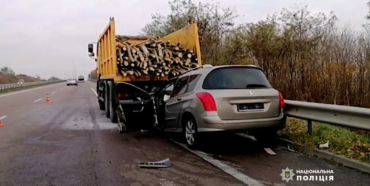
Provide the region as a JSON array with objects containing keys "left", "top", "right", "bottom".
[{"left": 238, "top": 103, "right": 264, "bottom": 111}]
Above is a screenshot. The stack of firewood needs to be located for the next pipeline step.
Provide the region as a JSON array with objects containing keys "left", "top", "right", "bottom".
[{"left": 116, "top": 38, "right": 199, "bottom": 78}]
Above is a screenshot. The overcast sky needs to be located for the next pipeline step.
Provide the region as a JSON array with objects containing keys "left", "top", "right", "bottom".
[{"left": 0, "top": 0, "right": 368, "bottom": 79}]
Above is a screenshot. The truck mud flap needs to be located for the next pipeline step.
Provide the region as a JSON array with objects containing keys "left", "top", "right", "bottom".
[{"left": 114, "top": 82, "right": 157, "bottom": 132}]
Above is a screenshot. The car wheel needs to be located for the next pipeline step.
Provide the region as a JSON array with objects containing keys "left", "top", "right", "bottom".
[{"left": 183, "top": 116, "right": 199, "bottom": 149}]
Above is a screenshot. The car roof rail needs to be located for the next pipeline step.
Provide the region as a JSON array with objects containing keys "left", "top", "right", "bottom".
[{"left": 181, "top": 64, "right": 213, "bottom": 74}]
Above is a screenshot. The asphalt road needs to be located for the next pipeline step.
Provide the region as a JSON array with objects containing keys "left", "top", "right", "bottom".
[{"left": 0, "top": 81, "right": 369, "bottom": 186}]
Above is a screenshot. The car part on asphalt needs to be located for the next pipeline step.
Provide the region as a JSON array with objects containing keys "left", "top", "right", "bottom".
[
  {"left": 263, "top": 148, "right": 277, "bottom": 156},
  {"left": 139, "top": 158, "right": 172, "bottom": 168}
]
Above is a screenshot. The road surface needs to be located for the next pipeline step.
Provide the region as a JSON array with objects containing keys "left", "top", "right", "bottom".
[{"left": 0, "top": 82, "right": 369, "bottom": 186}]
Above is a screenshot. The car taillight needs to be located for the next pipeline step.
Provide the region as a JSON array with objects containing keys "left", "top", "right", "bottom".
[
  {"left": 279, "top": 92, "right": 284, "bottom": 109},
  {"left": 118, "top": 93, "right": 130, "bottom": 98},
  {"left": 196, "top": 92, "right": 217, "bottom": 111}
]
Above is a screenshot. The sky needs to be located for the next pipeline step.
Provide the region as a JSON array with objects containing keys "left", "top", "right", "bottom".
[{"left": 0, "top": 0, "right": 368, "bottom": 80}]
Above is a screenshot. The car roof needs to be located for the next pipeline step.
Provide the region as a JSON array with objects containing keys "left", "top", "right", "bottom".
[{"left": 179, "top": 65, "right": 262, "bottom": 77}]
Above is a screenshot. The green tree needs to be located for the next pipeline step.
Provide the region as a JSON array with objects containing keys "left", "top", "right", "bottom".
[{"left": 142, "top": 0, "right": 238, "bottom": 65}]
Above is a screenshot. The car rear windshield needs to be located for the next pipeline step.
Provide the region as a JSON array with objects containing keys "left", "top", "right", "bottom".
[{"left": 202, "top": 67, "right": 272, "bottom": 89}]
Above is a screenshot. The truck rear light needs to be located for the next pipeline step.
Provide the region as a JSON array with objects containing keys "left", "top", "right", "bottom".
[
  {"left": 279, "top": 92, "right": 284, "bottom": 109},
  {"left": 118, "top": 93, "right": 130, "bottom": 98},
  {"left": 196, "top": 92, "right": 217, "bottom": 111}
]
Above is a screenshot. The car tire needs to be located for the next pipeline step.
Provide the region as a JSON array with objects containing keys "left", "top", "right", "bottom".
[
  {"left": 105, "top": 82, "right": 110, "bottom": 118},
  {"left": 108, "top": 81, "right": 117, "bottom": 123},
  {"left": 183, "top": 116, "right": 199, "bottom": 149}
]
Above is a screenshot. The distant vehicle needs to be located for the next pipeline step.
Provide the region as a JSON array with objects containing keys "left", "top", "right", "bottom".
[
  {"left": 154, "top": 65, "right": 286, "bottom": 148},
  {"left": 78, "top": 76, "right": 85, "bottom": 83},
  {"left": 67, "top": 79, "right": 78, "bottom": 86},
  {"left": 17, "top": 79, "right": 24, "bottom": 84}
]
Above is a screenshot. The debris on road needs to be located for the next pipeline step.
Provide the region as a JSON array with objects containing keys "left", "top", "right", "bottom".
[
  {"left": 319, "top": 141, "right": 330, "bottom": 149},
  {"left": 264, "top": 148, "right": 277, "bottom": 156},
  {"left": 287, "top": 145, "right": 296, "bottom": 152},
  {"left": 139, "top": 158, "right": 172, "bottom": 168}
]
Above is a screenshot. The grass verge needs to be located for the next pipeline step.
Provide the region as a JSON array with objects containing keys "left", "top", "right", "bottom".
[
  {"left": 0, "top": 81, "right": 64, "bottom": 95},
  {"left": 278, "top": 118, "right": 370, "bottom": 164}
]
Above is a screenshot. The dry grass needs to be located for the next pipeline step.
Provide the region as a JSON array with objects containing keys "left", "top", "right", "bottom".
[{"left": 279, "top": 118, "right": 370, "bottom": 163}]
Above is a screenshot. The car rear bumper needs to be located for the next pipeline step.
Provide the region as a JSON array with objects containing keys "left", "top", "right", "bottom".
[{"left": 197, "top": 111, "right": 286, "bottom": 132}]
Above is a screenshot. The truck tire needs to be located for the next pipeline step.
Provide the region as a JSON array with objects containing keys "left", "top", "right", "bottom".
[
  {"left": 97, "top": 81, "right": 105, "bottom": 110},
  {"left": 105, "top": 81, "right": 110, "bottom": 118},
  {"left": 108, "top": 81, "right": 117, "bottom": 123}
]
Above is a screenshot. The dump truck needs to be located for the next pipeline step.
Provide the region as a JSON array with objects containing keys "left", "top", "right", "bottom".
[{"left": 88, "top": 17, "right": 202, "bottom": 133}]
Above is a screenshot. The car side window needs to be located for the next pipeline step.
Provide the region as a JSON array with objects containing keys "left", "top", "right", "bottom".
[
  {"left": 171, "top": 76, "right": 188, "bottom": 97},
  {"left": 186, "top": 75, "right": 200, "bottom": 92}
]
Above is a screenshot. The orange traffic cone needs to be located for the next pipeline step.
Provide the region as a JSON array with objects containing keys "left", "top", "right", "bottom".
[
  {"left": 0, "top": 118, "right": 3, "bottom": 127},
  {"left": 45, "top": 94, "right": 51, "bottom": 103}
]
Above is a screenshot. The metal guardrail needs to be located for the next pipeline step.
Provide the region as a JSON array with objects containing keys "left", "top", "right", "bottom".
[
  {"left": 285, "top": 100, "right": 370, "bottom": 133},
  {"left": 0, "top": 80, "right": 64, "bottom": 90}
]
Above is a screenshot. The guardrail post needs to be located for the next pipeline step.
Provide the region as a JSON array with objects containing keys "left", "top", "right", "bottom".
[{"left": 307, "top": 120, "right": 313, "bottom": 135}]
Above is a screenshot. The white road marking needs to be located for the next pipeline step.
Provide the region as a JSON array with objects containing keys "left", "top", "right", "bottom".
[
  {"left": 52, "top": 92, "right": 56, "bottom": 94},
  {"left": 91, "top": 88, "right": 98, "bottom": 96},
  {"left": 60, "top": 88, "right": 63, "bottom": 90},
  {"left": 33, "top": 98, "right": 42, "bottom": 103},
  {"left": 0, "top": 115, "right": 8, "bottom": 120},
  {"left": 0, "top": 83, "right": 62, "bottom": 99},
  {"left": 171, "top": 140, "right": 265, "bottom": 186}
]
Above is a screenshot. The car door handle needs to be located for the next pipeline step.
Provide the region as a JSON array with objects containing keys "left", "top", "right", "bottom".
[{"left": 177, "top": 98, "right": 182, "bottom": 101}]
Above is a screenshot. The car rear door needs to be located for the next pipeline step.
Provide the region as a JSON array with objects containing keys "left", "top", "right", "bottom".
[{"left": 202, "top": 67, "right": 280, "bottom": 120}]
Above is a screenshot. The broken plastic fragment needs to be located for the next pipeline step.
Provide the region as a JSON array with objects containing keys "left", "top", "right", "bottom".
[{"left": 139, "top": 158, "right": 172, "bottom": 168}]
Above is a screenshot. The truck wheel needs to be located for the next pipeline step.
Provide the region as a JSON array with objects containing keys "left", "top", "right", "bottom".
[
  {"left": 108, "top": 81, "right": 117, "bottom": 123},
  {"left": 104, "top": 81, "right": 110, "bottom": 118},
  {"left": 97, "top": 81, "right": 105, "bottom": 110},
  {"left": 98, "top": 100, "right": 105, "bottom": 110}
]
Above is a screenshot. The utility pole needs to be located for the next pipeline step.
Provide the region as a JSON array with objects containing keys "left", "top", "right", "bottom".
[{"left": 72, "top": 61, "right": 75, "bottom": 79}]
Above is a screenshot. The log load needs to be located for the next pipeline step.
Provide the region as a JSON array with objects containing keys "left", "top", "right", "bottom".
[{"left": 115, "top": 39, "right": 199, "bottom": 79}]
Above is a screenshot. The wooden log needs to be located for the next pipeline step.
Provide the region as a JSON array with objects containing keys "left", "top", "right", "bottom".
[{"left": 139, "top": 44, "right": 150, "bottom": 56}]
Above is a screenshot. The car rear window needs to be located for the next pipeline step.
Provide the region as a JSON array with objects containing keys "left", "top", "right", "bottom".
[{"left": 202, "top": 67, "right": 272, "bottom": 89}]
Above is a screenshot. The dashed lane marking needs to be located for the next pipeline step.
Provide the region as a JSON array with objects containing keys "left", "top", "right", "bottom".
[
  {"left": 0, "top": 115, "right": 8, "bottom": 120},
  {"left": 33, "top": 98, "right": 42, "bottom": 103},
  {"left": 170, "top": 139, "right": 265, "bottom": 186},
  {"left": 52, "top": 92, "right": 56, "bottom": 94},
  {"left": 91, "top": 88, "right": 98, "bottom": 96}
]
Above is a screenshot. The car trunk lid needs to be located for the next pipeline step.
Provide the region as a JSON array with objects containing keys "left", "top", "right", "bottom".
[{"left": 202, "top": 66, "right": 280, "bottom": 120}]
